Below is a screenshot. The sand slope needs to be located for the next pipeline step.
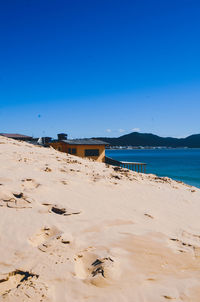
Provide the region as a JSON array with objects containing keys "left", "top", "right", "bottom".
[{"left": 0, "top": 136, "right": 200, "bottom": 301}]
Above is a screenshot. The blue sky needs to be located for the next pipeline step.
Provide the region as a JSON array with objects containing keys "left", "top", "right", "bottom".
[{"left": 0, "top": 0, "right": 200, "bottom": 138}]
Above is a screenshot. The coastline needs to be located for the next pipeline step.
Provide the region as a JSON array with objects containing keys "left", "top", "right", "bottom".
[
  {"left": 106, "top": 148, "right": 200, "bottom": 188},
  {"left": 106, "top": 147, "right": 200, "bottom": 150}
]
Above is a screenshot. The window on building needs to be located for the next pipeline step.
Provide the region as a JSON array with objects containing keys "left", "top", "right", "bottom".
[
  {"left": 72, "top": 148, "right": 77, "bottom": 155},
  {"left": 68, "top": 148, "right": 71, "bottom": 154},
  {"left": 85, "top": 149, "right": 99, "bottom": 157}
]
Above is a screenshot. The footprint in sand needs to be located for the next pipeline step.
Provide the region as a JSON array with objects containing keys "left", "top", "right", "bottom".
[
  {"left": 168, "top": 230, "right": 200, "bottom": 256},
  {"left": 21, "top": 178, "right": 40, "bottom": 191},
  {"left": 0, "top": 269, "right": 48, "bottom": 301},
  {"left": 181, "top": 230, "right": 200, "bottom": 257},
  {"left": 169, "top": 237, "right": 194, "bottom": 254},
  {"left": 42, "top": 203, "right": 81, "bottom": 216},
  {"left": 29, "top": 226, "right": 62, "bottom": 247},
  {"left": 74, "top": 251, "right": 120, "bottom": 287},
  {"left": 0, "top": 190, "right": 32, "bottom": 209},
  {"left": 29, "top": 227, "right": 73, "bottom": 265}
]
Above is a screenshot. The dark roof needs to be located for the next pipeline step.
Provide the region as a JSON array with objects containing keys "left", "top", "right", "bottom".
[
  {"left": 0, "top": 133, "right": 32, "bottom": 139},
  {"left": 61, "top": 139, "right": 108, "bottom": 145}
]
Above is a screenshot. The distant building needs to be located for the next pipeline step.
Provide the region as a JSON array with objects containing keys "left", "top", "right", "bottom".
[
  {"left": 37, "top": 137, "right": 52, "bottom": 146},
  {"left": 0, "top": 133, "right": 33, "bottom": 141},
  {"left": 50, "top": 138, "right": 108, "bottom": 162}
]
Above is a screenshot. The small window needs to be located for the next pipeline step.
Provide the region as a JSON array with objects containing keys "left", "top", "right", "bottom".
[
  {"left": 58, "top": 147, "right": 61, "bottom": 151},
  {"left": 85, "top": 149, "right": 99, "bottom": 157},
  {"left": 68, "top": 148, "right": 71, "bottom": 154},
  {"left": 72, "top": 148, "right": 76, "bottom": 155}
]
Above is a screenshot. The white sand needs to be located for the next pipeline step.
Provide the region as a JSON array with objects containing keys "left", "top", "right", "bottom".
[{"left": 0, "top": 136, "right": 200, "bottom": 302}]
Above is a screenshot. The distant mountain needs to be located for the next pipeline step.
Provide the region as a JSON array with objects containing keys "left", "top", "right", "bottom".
[{"left": 93, "top": 132, "right": 200, "bottom": 148}]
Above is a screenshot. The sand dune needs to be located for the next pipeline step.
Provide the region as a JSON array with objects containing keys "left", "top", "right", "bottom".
[{"left": 0, "top": 136, "right": 200, "bottom": 301}]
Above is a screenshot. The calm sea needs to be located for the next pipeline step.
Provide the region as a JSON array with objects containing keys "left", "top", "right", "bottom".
[{"left": 106, "top": 149, "right": 200, "bottom": 188}]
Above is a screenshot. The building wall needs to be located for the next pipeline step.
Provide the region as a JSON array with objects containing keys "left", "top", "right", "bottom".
[{"left": 50, "top": 142, "right": 105, "bottom": 162}]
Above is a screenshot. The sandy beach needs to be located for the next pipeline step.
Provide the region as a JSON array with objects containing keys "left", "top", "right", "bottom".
[{"left": 0, "top": 135, "right": 200, "bottom": 302}]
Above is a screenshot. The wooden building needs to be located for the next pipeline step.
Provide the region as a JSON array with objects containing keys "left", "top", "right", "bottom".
[{"left": 50, "top": 139, "right": 108, "bottom": 162}]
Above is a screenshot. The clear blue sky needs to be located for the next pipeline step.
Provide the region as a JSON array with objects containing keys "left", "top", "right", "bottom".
[{"left": 0, "top": 0, "right": 200, "bottom": 138}]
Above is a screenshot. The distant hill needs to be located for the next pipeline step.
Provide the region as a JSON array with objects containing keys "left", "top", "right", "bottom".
[{"left": 93, "top": 132, "right": 200, "bottom": 148}]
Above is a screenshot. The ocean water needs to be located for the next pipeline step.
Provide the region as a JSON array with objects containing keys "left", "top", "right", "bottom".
[{"left": 106, "top": 149, "right": 200, "bottom": 188}]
